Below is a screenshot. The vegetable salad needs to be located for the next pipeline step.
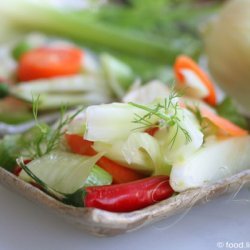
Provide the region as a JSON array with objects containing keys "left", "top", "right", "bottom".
[{"left": 0, "top": 55, "right": 249, "bottom": 212}]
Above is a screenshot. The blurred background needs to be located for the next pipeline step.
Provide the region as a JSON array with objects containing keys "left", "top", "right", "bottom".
[
  {"left": 1, "top": 0, "right": 249, "bottom": 129},
  {"left": 0, "top": 0, "right": 224, "bottom": 80}
]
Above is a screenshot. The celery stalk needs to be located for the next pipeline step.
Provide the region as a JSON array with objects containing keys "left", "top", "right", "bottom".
[{"left": 1, "top": 0, "right": 178, "bottom": 63}]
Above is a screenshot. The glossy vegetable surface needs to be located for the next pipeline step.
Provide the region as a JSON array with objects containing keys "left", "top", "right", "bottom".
[{"left": 85, "top": 176, "right": 174, "bottom": 212}]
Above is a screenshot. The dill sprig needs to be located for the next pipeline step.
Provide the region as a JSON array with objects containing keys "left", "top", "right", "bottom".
[
  {"left": 27, "top": 96, "right": 84, "bottom": 159},
  {"left": 129, "top": 91, "right": 192, "bottom": 148}
]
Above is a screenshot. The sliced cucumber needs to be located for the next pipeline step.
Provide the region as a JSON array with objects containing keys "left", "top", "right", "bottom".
[
  {"left": 85, "top": 164, "right": 112, "bottom": 187},
  {"left": 19, "top": 151, "right": 111, "bottom": 194}
]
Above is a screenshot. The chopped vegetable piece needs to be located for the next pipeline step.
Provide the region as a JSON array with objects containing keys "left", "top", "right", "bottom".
[
  {"left": 65, "top": 134, "right": 96, "bottom": 156},
  {"left": 201, "top": 107, "right": 248, "bottom": 137},
  {"left": 171, "top": 136, "right": 250, "bottom": 192},
  {"left": 17, "top": 47, "right": 83, "bottom": 81},
  {"left": 154, "top": 108, "right": 204, "bottom": 164},
  {"left": 85, "top": 176, "right": 174, "bottom": 212},
  {"left": 174, "top": 55, "right": 216, "bottom": 106},
  {"left": 10, "top": 75, "right": 111, "bottom": 109},
  {"left": 85, "top": 103, "right": 158, "bottom": 143},
  {"left": 93, "top": 134, "right": 162, "bottom": 174},
  {"left": 96, "top": 156, "right": 144, "bottom": 184},
  {"left": 84, "top": 165, "right": 112, "bottom": 187},
  {"left": 19, "top": 151, "right": 107, "bottom": 194},
  {"left": 65, "top": 133, "right": 144, "bottom": 183},
  {"left": 18, "top": 159, "right": 172, "bottom": 211}
]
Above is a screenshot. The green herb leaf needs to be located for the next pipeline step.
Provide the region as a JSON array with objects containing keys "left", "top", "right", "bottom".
[{"left": 27, "top": 95, "right": 85, "bottom": 159}]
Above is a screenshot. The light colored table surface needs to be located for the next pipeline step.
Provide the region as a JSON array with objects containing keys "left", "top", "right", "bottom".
[{"left": 0, "top": 185, "right": 249, "bottom": 250}]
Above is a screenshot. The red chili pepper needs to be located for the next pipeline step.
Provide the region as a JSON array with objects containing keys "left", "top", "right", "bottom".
[{"left": 85, "top": 176, "right": 174, "bottom": 212}]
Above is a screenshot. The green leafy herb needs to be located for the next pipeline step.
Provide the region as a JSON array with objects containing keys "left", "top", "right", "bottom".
[
  {"left": 27, "top": 96, "right": 84, "bottom": 159},
  {"left": 216, "top": 97, "right": 248, "bottom": 129},
  {"left": 129, "top": 91, "right": 192, "bottom": 148}
]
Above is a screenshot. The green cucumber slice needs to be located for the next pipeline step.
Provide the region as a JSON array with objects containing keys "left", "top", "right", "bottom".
[{"left": 84, "top": 164, "right": 112, "bottom": 187}]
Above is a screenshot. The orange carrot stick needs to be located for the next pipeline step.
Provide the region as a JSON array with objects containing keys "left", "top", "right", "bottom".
[
  {"left": 174, "top": 55, "right": 217, "bottom": 106},
  {"left": 201, "top": 107, "right": 248, "bottom": 137}
]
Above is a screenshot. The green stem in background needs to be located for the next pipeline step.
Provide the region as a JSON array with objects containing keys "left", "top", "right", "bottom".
[
  {"left": 1, "top": 0, "right": 176, "bottom": 63},
  {"left": 1, "top": 0, "right": 221, "bottom": 79}
]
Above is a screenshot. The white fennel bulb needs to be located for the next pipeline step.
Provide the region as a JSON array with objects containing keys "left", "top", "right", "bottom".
[{"left": 203, "top": 0, "right": 250, "bottom": 116}]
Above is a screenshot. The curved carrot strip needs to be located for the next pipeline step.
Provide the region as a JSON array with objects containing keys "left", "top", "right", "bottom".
[
  {"left": 174, "top": 55, "right": 217, "bottom": 106},
  {"left": 96, "top": 157, "right": 144, "bottom": 184},
  {"left": 201, "top": 108, "right": 248, "bottom": 137}
]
